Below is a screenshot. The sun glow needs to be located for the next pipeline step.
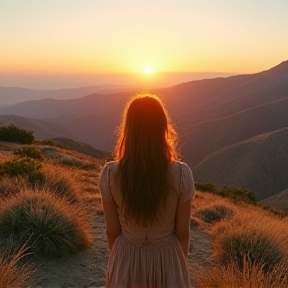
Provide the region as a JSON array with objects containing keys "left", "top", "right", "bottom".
[{"left": 144, "top": 67, "right": 153, "bottom": 75}]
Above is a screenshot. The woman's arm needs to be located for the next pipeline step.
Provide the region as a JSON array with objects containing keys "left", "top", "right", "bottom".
[
  {"left": 102, "top": 198, "right": 121, "bottom": 252},
  {"left": 175, "top": 200, "right": 191, "bottom": 259}
]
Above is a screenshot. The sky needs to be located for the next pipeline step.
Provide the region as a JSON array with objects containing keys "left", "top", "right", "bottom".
[{"left": 1, "top": 0, "right": 287, "bottom": 88}]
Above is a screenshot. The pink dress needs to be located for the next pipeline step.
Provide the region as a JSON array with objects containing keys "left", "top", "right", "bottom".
[{"left": 99, "top": 160, "right": 194, "bottom": 288}]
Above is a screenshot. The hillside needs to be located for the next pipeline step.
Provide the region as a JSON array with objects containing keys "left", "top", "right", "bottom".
[
  {"left": 0, "top": 115, "right": 77, "bottom": 140},
  {"left": 182, "top": 97, "right": 288, "bottom": 167},
  {"left": 51, "top": 137, "right": 110, "bottom": 159},
  {"left": 0, "top": 140, "right": 288, "bottom": 287},
  {"left": 193, "top": 127, "right": 288, "bottom": 200},
  {"left": 260, "top": 189, "right": 288, "bottom": 211}
]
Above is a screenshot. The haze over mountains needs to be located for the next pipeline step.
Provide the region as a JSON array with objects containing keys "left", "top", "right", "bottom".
[
  {"left": 0, "top": 61, "right": 287, "bottom": 201},
  {"left": 0, "top": 72, "right": 232, "bottom": 100},
  {"left": 0, "top": 85, "right": 136, "bottom": 105}
]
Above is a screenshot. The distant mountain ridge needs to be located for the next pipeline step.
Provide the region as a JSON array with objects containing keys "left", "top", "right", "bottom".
[
  {"left": 51, "top": 137, "right": 110, "bottom": 159},
  {"left": 0, "top": 85, "right": 136, "bottom": 105},
  {"left": 260, "top": 188, "right": 288, "bottom": 211},
  {"left": 0, "top": 60, "right": 287, "bottom": 201},
  {"left": 193, "top": 127, "right": 288, "bottom": 200}
]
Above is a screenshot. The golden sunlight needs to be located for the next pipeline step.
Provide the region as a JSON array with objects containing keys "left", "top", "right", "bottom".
[{"left": 144, "top": 67, "right": 153, "bottom": 75}]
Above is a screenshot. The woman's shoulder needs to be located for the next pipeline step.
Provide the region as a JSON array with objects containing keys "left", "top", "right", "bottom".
[
  {"left": 103, "top": 160, "right": 119, "bottom": 169},
  {"left": 170, "top": 160, "right": 191, "bottom": 171},
  {"left": 102, "top": 160, "right": 119, "bottom": 177}
]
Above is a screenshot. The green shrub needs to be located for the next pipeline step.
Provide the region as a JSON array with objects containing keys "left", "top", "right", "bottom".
[
  {"left": 0, "top": 246, "right": 34, "bottom": 288},
  {"left": 0, "top": 189, "right": 93, "bottom": 259},
  {"left": 218, "top": 231, "right": 284, "bottom": 273},
  {"left": 195, "top": 182, "right": 256, "bottom": 205},
  {"left": 195, "top": 182, "right": 218, "bottom": 193},
  {"left": 259, "top": 204, "right": 288, "bottom": 218},
  {"left": 13, "top": 147, "right": 44, "bottom": 160},
  {"left": 198, "top": 205, "right": 233, "bottom": 223},
  {"left": 0, "top": 124, "right": 34, "bottom": 144},
  {"left": 0, "top": 158, "right": 44, "bottom": 185},
  {"left": 217, "top": 185, "right": 256, "bottom": 204}
]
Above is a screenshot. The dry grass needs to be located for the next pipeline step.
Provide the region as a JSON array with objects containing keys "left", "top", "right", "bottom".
[
  {"left": 0, "top": 245, "right": 34, "bottom": 288},
  {"left": 0, "top": 176, "right": 29, "bottom": 199},
  {"left": 196, "top": 258, "right": 288, "bottom": 288},
  {"left": 39, "top": 163, "right": 82, "bottom": 203},
  {"left": 0, "top": 141, "right": 101, "bottom": 283},
  {"left": 0, "top": 187, "right": 93, "bottom": 259},
  {"left": 193, "top": 191, "right": 288, "bottom": 287},
  {"left": 215, "top": 229, "right": 284, "bottom": 273},
  {"left": 3, "top": 140, "right": 287, "bottom": 286}
]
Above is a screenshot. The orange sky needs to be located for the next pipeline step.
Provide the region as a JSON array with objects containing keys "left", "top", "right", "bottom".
[{"left": 1, "top": 0, "right": 287, "bottom": 87}]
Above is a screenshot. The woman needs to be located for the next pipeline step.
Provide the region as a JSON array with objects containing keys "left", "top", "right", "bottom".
[{"left": 99, "top": 94, "right": 194, "bottom": 288}]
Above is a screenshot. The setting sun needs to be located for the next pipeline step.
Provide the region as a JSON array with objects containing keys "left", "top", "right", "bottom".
[{"left": 144, "top": 67, "right": 153, "bottom": 75}]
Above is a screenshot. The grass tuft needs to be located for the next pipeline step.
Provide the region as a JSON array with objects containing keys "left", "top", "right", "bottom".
[
  {"left": 196, "top": 258, "right": 288, "bottom": 288},
  {"left": 197, "top": 205, "right": 233, "bottom": 223},
  {"left": 0, "top": 188, "right": 93, "bottom": 259},
  {"left": 38, "top": 164, "right": 81, "bottom": 203},
  {"left": 215, "top": 229, "right": 285, "bottom": 273},
  {"left": 0, "top": 176, "right": 29, "bottom": 199}
]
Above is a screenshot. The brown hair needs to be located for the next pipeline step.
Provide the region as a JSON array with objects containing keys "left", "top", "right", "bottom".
[{"left": 115, "top": 94, "right": 179, "bottom": 226}]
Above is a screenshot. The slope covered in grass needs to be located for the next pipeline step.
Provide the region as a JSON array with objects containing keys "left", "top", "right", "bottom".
[
  {"left": 1, "top": 139, "right": 288, "bottom": 287},
  {"left": 192, "top": 191, "right": 288, "bottom": 287}
]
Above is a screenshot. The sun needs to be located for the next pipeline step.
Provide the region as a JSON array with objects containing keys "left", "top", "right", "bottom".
[{"left": 143, "top": 67, "right": 153, "bottom": 75}]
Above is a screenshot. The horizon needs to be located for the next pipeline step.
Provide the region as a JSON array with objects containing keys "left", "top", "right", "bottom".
[
  {"left": 0, "top": 71, "right": 236, "bottom": 90},
  {"left": 1, "top": 0, "right": 288, "bottom": 89}
]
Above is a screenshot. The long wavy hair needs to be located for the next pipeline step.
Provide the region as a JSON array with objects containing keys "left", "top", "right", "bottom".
[{"left": 114, "top": 94, "right": 179, "bottom": 226}]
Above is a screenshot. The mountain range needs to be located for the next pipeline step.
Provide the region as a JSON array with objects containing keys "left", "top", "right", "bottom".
[
  {"left": 0, "top": 60, "right": 287, "bottom": 201},
  {"left": 0, "top": 85, "right": 136, "bottom": 105}
]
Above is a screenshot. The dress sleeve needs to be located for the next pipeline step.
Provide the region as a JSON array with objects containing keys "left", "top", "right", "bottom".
[
  {"left": 178, "top": 162, "right": 195, "bottom": 202},
  {"left": 98, "top": 162, "right": 113, "bottom": 201}
]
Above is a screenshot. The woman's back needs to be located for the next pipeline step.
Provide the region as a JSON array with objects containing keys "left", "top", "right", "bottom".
[{"left": 99, "top": 160, "right": 194, "bottom": 245}]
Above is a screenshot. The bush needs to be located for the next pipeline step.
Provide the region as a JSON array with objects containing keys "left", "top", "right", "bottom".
[
  {"left": 0, "top": 158, "right": 44, "bottom": 185},
  {"left": 195, "top": 182, "right": 218, "bottom": 193},
  {"left": 217, "top": 230, "right": 284, "bottom": 273},
  {"left": 0, "top": 124, "right": 34, "bottom": 144},
  {"left": 198, "top": 205, "right": 233, "bottom": 223},
  {"left": 0, "top": 246, "right": 34, "bottom": 288},
  {"left": 13, "top": 147, "right": 44, "bottom": 160},
  {"left": 217, "top": 185, "right": 256, "bottom": 204},
  {"left": 0, "top": 188, "right": 93, "bottom": 259},
  {"left": 195, "top": 182, "right": 256, "bottom": 205}
]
